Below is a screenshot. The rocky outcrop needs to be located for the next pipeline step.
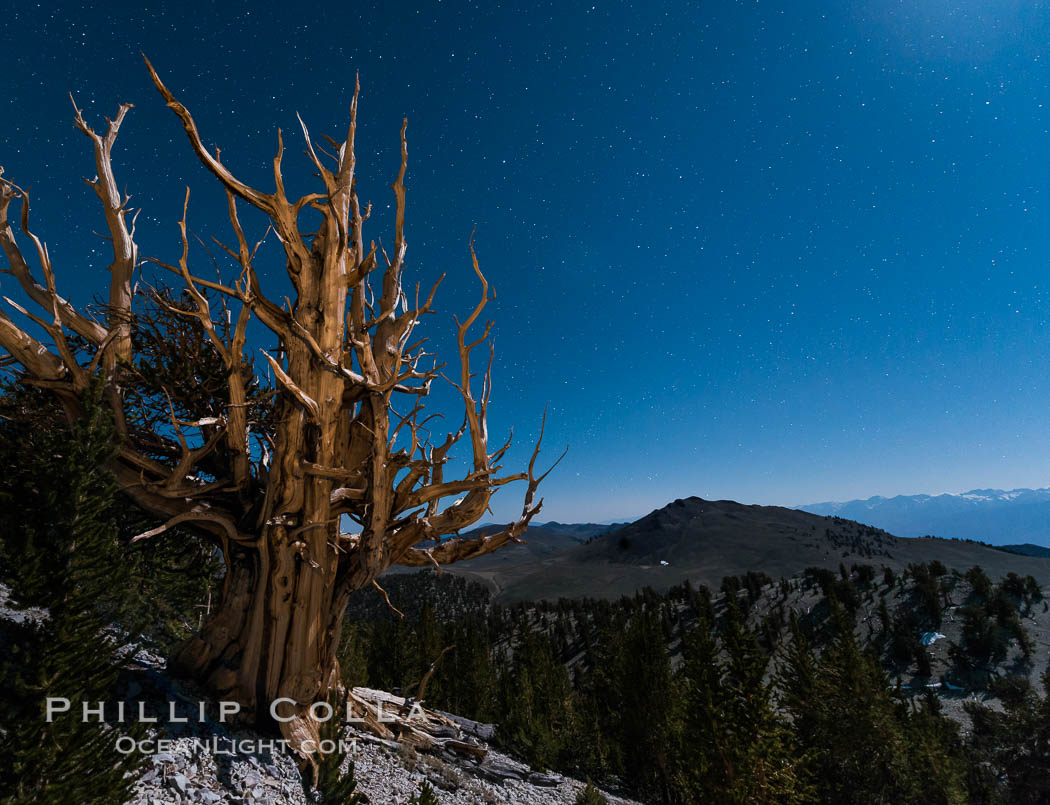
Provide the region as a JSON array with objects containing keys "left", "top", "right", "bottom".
[{"left": 122, "top": 669, "right": 640, "bottom": 804}]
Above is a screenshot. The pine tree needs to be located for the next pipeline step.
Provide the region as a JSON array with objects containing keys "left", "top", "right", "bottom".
[
  {"left": 311, "top": 690, "right": 367, "bottom": 804},
  {"left": 367, "top": 615, "right": 420, "bottom": 694},
  {"left": 677, "top": 612, "right": 726, "bottom": 797},
  {"left": 409, "top": 780, "right": 440, "bottom": 805},
  {"left": 0, "top": 382, "right": 221, "bottom": 656},
  {"left": 951, "top": 605, "right": 1008, "bottom": 685},
  {"left": 700, "top": 605, "right": 812, "bottom": 804},
  {"left": 0, "top": 384, "right": 143, "bottom": 804},
  {"left": 967, "top": 670, "right": 1050, "bottom": 803},
  {"left": 777, "top": 612, "right": 819, "bottom": 740},
  {"left": 441, "top": 618, "right": 497, "bottom": 722},
  {"left": 313, "top": 751, "right": 367, "bottom": 805},
  {"left": 412, "top": 603, "right": 446, "bottom": 702},
  {"left": 575, "top": 781, "right": 608, "bottom": 805},
  {"left": 337, "top": 622, "right": 371, "bottom": 691},
  {"left": 573, "top": 620, "right": 626, "bottom": 781},
  {"left": 618, "top": 609, "right": 678, "bottom": 802},
  {"left": 117, "top": 516, "right": 222, "bottom": 655},
  {"left": 905, "top": 697, "right": 970, "bottom": 805},
  {"left": 497, "top": 628, "right": 576, "bottom": 770}
]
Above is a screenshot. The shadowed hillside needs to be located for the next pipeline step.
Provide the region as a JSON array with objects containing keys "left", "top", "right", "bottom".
[
  {"left": 456, "top": 522, "right": 622, "bottom": 568},
  {"left": 439, "top": 497, "right": 1050, "bottom": 603},
  {"left": 1002, "top": 543, "right": 1050, "bottom": 558}
]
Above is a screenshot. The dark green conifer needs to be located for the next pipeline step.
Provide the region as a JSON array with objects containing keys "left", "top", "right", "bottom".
[
  {"left": 967, "top": 669, "right": 1050, "bottom": 803},
  {"left": 713, "top": 605, "right": 812, "bottom": 804},
  {"left": 618, "top": 609, "right": 677, "bottom": 801},
  {"left": 497, "top": 627, "right": 576, "bottom": 770},
  {"left": 0, "top": 384, "right": 143, "bottom": 804},
  {"left": 311, "top": 690, "right": 367, "bottom": 804},
  {"left": 575, "top": 781, "right": 607, "bottom": 805},
  {"left": 409, "top": 780, "right": 439, "bottom": 805}
]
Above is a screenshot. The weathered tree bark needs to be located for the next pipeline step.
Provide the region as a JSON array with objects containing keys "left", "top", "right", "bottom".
[
  {"left": 171, "top": 535, "right": 349, "bottom": 732},
  {"left": 0, "top": 56, "right": 561, "bottom": 760}
]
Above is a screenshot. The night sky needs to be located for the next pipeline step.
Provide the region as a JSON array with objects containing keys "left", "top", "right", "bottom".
[{"left": 4, "top": 1, "right": 1050, "bottom": 523}]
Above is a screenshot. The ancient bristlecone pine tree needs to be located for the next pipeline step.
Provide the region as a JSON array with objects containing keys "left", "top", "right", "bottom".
[{"left": 0, "top": 58, "right": 558, "bottom": 753}]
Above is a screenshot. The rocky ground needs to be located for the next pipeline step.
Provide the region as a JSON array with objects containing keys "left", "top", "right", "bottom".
[
  {"left": 349, "top": 739, "right": 637, "bottom": 805},
  {"left": 127, "top": 723, "right": 640, "bottom": 805},
  {"left": 120, "top": 661, "right": 641, "bottom": 804}
]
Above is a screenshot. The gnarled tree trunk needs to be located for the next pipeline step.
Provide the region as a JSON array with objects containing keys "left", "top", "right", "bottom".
[{"left": 172, "top": 532, "right": 347, "bottom": 731}]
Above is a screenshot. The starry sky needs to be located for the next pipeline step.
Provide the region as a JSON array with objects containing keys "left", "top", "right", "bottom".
[{"left": 4, "top": 1, "right": 1050, "bottom": 523}]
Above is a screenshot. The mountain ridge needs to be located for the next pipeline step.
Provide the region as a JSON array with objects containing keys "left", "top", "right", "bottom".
[
  {"left": 799, "top": 487, "right": 1050, "bottom": 545},
  {"left": 436, "top": 496, "right": 1050, "bottom": 603}
]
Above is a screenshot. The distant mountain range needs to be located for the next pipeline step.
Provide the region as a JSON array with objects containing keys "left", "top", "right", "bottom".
[
  {"left": 798, "top": 488, "right": 1050, "bottom": 546},
  {"left": 433, "top": 497, "right": 1050, "bottom": 603}
]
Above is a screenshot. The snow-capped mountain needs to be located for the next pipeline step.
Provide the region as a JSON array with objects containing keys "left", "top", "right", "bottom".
[{"left": 798, "top": 488, "right": 1050, "bottom": 546}]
